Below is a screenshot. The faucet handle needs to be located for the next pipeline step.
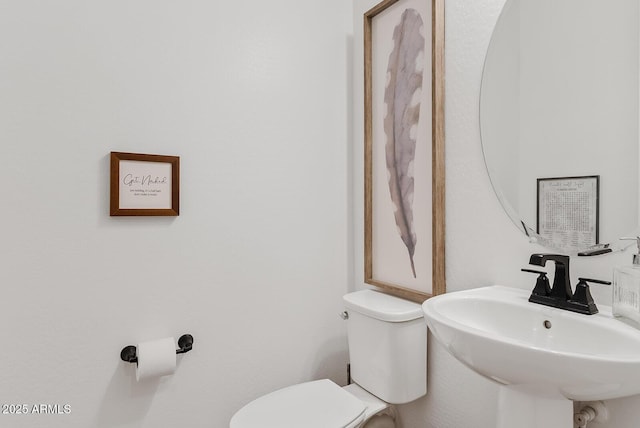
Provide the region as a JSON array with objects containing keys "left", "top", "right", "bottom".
[
  {"left": 570, "top": 277, "right": 610, "bottom": 315},
  {"left": 521, "top": 268, "right": 546, "bottom": 275},
  {"left": 577, "top": 277, "right": 611, "bottom": 286},
  {"left": 521, "top": 268, "right": 551, "bottom": 297}
]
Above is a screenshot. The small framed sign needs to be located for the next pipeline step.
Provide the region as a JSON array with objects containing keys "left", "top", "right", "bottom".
[
  {"left": 537, "top": 175, "right": 599, "bottom": 250},
  {"left": 110, "top": 152, "right": 180, "bottom": 216}
]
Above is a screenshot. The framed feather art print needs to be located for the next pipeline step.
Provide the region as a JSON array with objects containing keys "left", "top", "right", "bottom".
[{"left": 364, "top": 0, "right": 445, "bottom": 302}]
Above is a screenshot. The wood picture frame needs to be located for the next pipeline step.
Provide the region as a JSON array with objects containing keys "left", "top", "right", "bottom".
[
  {"left": 364, "top": 0, "right": 445, "bottom": 303},
  {"left": 110, "top": 152, "right": 180, "bottom": 216}
]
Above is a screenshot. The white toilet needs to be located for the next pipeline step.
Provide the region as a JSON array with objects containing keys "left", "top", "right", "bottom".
[{"left": 230, "top": 289, "right": 427, "bottom": 428}]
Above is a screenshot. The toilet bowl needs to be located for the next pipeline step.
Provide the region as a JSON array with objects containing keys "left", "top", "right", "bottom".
[{"left": 229, "top": 289, "right": 427, "bottom": 428}]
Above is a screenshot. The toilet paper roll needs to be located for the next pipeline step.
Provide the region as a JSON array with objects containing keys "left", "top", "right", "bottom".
[{"left": 135, "top": 337, "right": 176, "bottom": 381}]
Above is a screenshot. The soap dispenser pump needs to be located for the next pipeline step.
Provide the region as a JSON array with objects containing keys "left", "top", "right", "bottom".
[{"left": 612, "top": 237, "right": 640, "bottom": 326}]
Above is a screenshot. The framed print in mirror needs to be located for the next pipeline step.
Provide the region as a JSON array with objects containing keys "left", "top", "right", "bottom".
[
  {"left": 364, "top": 0, "right": 445, "bottom": 302},
  {"left": 110, "top": 152, "right": 180, "bottom": 216},
  {"left": 537, "top": 175, "right": 599, "bottom": 251}
]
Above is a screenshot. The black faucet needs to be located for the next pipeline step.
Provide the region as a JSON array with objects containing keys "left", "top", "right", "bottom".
[
  {"left": 529, "top": 254, "right": 572, "bottom": 300},
  {"left": 523, "top": 253, "right": 607, "bottom": 315}
]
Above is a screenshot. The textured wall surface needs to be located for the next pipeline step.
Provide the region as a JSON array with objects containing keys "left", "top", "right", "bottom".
[{"left": 0, "top": 1, "right": 352, "bottom": 427}]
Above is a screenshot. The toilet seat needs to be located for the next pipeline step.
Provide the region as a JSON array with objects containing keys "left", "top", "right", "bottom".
[{"left": 230, "top": 379, "right": 367, "bottom": 428}]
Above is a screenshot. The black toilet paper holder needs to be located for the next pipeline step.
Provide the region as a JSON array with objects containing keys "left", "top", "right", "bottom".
[{"left": 120, "top": 334, "right": 194, "bottom": 364}]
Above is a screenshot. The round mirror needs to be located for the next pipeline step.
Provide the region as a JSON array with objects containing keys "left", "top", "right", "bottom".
[{"left": 480, "top": 0, "right": 640, "bottom": 254}]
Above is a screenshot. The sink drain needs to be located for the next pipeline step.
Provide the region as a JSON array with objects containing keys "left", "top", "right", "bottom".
[{"left": 543, "top": 320, "right": 552, "bottom": 329}]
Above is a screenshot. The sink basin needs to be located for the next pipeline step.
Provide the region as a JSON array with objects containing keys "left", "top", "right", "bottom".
[{"left": 422, "top": 285, "right": 640, "bottom": 401}]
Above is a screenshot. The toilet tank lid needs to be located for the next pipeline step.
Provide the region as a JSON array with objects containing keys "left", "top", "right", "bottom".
[{"left": 343, "top": 289, "right": 423, "bottom": 322}]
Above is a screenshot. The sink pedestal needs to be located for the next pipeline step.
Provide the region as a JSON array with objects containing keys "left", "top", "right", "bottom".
[{"left": 497, "top": 386, "right": 572, "bottom": 428}]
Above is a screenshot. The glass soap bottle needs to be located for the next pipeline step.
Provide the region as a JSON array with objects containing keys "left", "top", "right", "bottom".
[{"left": 612, "top": 237, "right": 640, "bottom": 327}]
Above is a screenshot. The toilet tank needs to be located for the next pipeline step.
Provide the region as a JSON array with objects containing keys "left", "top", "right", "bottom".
[{"left": 343, "top": 289, "right": 427, "bottom": 404}]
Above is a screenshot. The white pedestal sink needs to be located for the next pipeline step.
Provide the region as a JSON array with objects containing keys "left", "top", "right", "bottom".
[{"left": 422, "top": 285, "right": 640, "bottom": 428}]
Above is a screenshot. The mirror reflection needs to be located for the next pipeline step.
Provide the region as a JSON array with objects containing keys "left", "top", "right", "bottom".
[{"left": 481, "top": 0, "right": 639, "bottom": 254}]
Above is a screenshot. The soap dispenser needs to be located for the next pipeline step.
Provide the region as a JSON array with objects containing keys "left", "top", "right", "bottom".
[{"left": 612, "top": 237, "right": 640, "bottom": 326}]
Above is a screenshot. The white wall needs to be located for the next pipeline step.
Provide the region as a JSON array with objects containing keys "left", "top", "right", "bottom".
[
  {"left": 353, "top": 0, "right": 640, "bottom": 427},
  {"left": 4, "top": 1, "right": 640, "bottom": 427},
  {"left": 0, "top": 1, "right": 352, "bottom": 427}
]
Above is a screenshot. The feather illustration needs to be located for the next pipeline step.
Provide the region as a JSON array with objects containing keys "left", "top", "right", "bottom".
[{"left": 383, "top": 9, "right": 425, "bottom": 278}]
